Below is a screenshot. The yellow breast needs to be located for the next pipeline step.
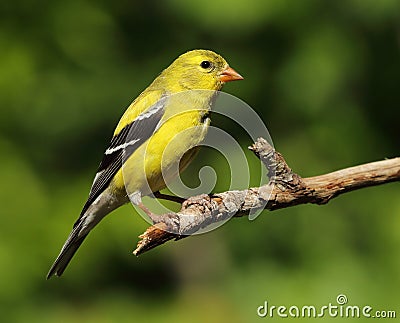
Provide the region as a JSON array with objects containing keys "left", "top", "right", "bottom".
[{"left": 111, "top": 91, "right": 213, "bottom": 198}]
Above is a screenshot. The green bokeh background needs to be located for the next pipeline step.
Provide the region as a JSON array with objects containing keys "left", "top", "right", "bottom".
[{"left": 1, "top": 0, "right": 399, "bottom": 322}]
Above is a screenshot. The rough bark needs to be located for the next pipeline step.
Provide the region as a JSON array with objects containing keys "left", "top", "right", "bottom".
[{"left": 133, "top": 138, "right": 400, "bottom": 255}]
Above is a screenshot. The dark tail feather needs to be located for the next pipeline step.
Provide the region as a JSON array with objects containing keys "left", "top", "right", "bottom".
[{"left": 46, "top": 222, "right": 88, "bottom": 279}]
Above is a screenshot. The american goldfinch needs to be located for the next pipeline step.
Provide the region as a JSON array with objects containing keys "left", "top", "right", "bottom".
[{"left": 47, "top": 49, "right": 243, "bottom": 278}]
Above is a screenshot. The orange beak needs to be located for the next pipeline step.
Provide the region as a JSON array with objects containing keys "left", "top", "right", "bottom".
[{"left": 219, "top": 66, "right": 244, "bottom": 82}]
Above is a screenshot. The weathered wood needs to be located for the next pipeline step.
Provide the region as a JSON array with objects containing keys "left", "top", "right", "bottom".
[{"left": 133, "top": 138, "right": 400, "bottom": 255}]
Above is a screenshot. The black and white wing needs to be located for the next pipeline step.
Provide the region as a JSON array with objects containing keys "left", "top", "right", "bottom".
[{"left": 77, "top": 97, "right": 166, "bottom": 221}]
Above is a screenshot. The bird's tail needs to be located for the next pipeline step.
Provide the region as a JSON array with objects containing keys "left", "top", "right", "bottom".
[
  {"left": 47, "top": 189, "right": 126, "bottom": 279},
  {"left": 46, "top": 220, "right": 89, "bottom": 279}
]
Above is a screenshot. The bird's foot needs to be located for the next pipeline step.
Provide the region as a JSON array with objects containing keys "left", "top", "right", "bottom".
[
  {"left": 138, "top": 202, "right": 159, "bottom": 224},
  {"left": 181, "top": 194, "right": 213, "bottom": 211},
  {"left": 138, "top": 202, "right": 179, "bottom": 230}
]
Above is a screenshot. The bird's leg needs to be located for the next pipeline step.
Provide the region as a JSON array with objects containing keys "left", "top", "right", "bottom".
[
  {"left": 138, "top": 202, "right": 160, "bottom": 224},
  {"left": 153, "top": 191, "right": 185, "bottom": 204}
]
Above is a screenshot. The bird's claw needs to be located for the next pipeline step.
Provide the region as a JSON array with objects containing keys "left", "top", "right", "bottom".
[{"left": 181, "top": 194, "right": 213, "bottom": 211}]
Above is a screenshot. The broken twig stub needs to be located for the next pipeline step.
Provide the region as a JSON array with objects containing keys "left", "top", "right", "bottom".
[{"left": 133, "top": 137, "right": 400, "bottom": 255}]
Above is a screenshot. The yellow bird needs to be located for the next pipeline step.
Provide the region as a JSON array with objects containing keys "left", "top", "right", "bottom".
[{"left": 47, "top": 49, "right": 243, "bottom": 278}]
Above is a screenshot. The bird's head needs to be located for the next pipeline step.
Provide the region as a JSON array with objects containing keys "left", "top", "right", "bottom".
[{"left": 160, "top": 49, "right": 243, "bottom": 91}]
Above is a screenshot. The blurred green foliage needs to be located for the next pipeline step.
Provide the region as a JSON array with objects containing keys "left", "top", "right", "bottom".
[{"left": 1, "top": 0, "right": 399, "bottom": 322}]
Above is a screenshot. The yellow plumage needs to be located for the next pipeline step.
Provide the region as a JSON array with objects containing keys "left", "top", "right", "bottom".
[
  {"left": 47, "top": 49, "right": 243, "bottom": 278},
  {"left": 113, "top": 90, "right": 214, "bottom": 198}
]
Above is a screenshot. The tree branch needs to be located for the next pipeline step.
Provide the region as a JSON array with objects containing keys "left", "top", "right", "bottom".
[{"left": 133, "top": 138, "right": 400, "bottom": 256}]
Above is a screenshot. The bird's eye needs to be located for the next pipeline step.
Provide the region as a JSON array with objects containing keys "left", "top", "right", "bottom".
[{"left": 200, "top": 61, "right": 212, "bottom": 69}]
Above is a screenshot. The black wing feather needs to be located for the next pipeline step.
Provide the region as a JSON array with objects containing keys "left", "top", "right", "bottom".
[{"left": 77, "top": 97, "right": 166, "bottom": 221}]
